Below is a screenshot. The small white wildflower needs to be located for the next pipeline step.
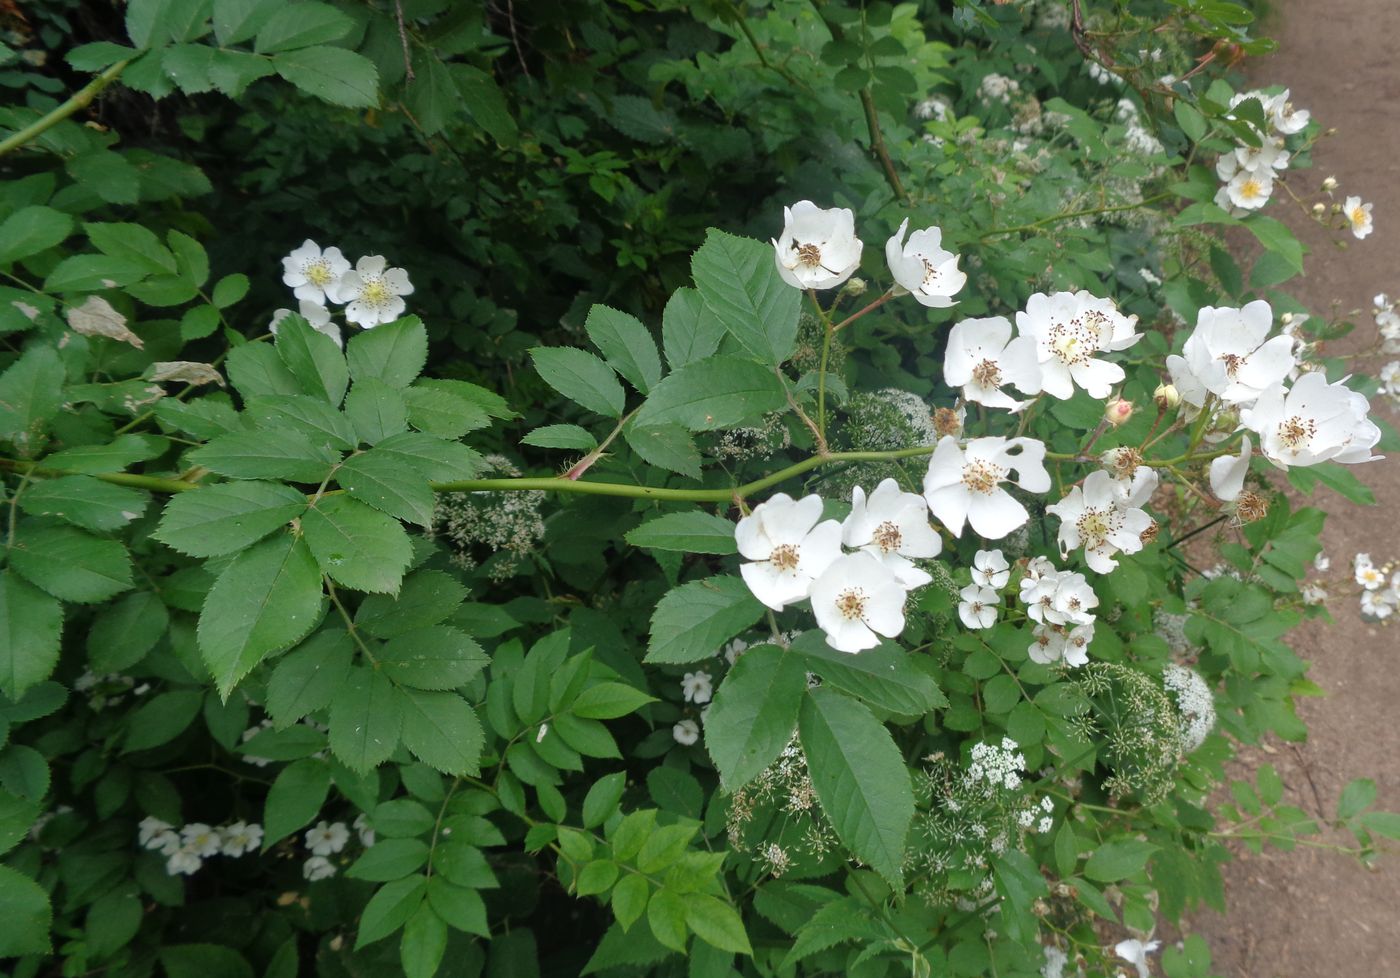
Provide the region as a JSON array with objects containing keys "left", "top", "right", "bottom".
[
  {"left": 304, "top": 821, "right": 350, "bottom": 856},
  {"left": 681, "top": 670, "right": 713, "bottom": 704},
  {"left": 219, "top": 821, "right": 263, "bottom": 857},
  {"left": 672, "top": 718, "right": 700, "bottom": 746},
  {"left": 303, "top": 855, "right": 338, "bottom": 881}
]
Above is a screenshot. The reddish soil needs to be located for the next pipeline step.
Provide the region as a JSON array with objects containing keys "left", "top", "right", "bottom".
[{"left": 1183, "top": 0, "right": 1400, "bottom": 974}]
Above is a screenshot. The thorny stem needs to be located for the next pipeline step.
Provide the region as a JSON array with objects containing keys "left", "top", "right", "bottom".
[{"left": 0, "top": 59, "right": 130, "bottom": 157}]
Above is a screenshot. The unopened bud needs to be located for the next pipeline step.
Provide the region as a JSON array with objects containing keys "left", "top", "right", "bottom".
[
  {"left": 843, "top": 276, "right": 868, "bottom": 298},
  {"left": 1330, "top": 202, "right": 1343, "bottom": 215},
  {"left": 1322, "top": 176, "right": 1338, "bottom": 192},
  {"left": 933, "top": 406, "right": 964, "bottom": 438},
  {"left": 1153, "top": 383, "right": 1180, "bottom": 410},
  {"left": 1312, "top": 202, "right": 1327, "bottom": 217},
  {"left": 1104, "top": 396, "right": 1134, "bottom": 426}
]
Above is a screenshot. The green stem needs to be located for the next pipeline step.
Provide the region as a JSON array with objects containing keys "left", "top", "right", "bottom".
[
  {"left": 0, "top": 60, "right": 130, "bottom": 157},
  {"left": 980, "top": 192, "right": 1172, "bottom": 239}
]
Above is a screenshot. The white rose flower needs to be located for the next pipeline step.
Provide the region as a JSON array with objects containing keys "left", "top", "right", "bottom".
[
  {"left": 303, "top": 855, "right": 338, "bottom": 881},
  {"left": 681, "top": 670, "right": 713, "bottom": 704},
  {"left": 923, "top": 436, "right": 1051, "bottom": 539},
  {"left": 943, "top": 316, "right": 1042, "bottom": 410},
  {"left": 353, "top": 813, "right": 375, "bottom": 847},
  {"left": 672, "top": 718, "right": 700, "bottom": 746},
  {"left": 1015, "top": 292, "right": 1137, "bottom": 400},
  {"left": 1343, "top": 195, "right": 1374, "bottom": 239},
  {"left": 166, "top": 846, "right": 204, "bottom": 876},
  {"left": 180, "top": 823, "right": 223, "bottom": 858},
  {"left": 281, "top": 239, "right": 350, "bottom": 304},
  {"left": 219, "top": 821, "right": 264, "bottom": 857},
  {"left": 735, "top": 493, "right": 843, "bottom": 611},
  {"left": 958, "top": 583, "right": 999, "bottom": 630},
  {"left": 1114, "top": 938, "right": 1161, "bottom": 978},
  {"left": 1180, "top": 301, "right": 1294, "bottom": 404},
  {"left": 331, "top": 256, "right": 414, "bottom": 328},
  {"left": 1208, "top": 437, "right": 1253, "bottom": 502},
  {"left": 1223, "top": 165, "right": 1274, "bottom": 210},
  {"left": 1046, "top": 470, "right": 1155, "bottom": 573},
  {"left": 885, "top": 218, "right": 966, "bottom": 307},
  {"left": 1354, "top": 554, "right": 1385, "bottom": 590},
  {"left": 1263, "top": 89, "right": 1310, "bottom": 134},
  {"left": 139, "top": 816, "right": 173, "bottom": 849},
  {"left": 1028, "top": 623, "right": 1067, "bottom": 665},
  {"left": 304, "top": 820, "right": 350, "bottom": 856},
  {"left": 842, "top": 479, "right": 941, "bottom": 589},
  {"left": 810, "top": 552, "right": 908, "bottom": 654},
  {"left": 972, "top": 549, "right": 1011, "bottom": 589},
  {"left": 1240, "top": 372, "right": 1381, "bottom": 468},
  {"left": 772, "top": 200, "right": 863, "bottom": 290},
  {"left": 1063, "top": 623, "right": 1093, "bottom": 667},
  {"left": 270, "top": 298, "right": 342, "bottom": 348}
]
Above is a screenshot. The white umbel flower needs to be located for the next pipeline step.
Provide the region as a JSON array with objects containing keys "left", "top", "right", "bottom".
[
  {"left": 1015, "top": 292, "right": 1138, "bottom": 400},
  {"left": 736, "top": 493, "right": 843, "bottom": 610},
  {"left": 1343, "top": 195, "right": 1374, "bottom": 239},
  {"left": 1240, "top": 371, "right": 1381, "bottom": 468},
  {"left": 772, "top": 201, "right": 863, "bottom": 290},
  {"left": 958, "top": 583, "right": 999, "bottom": 630},
  {"left": 270, "top": 299, "right": 342, "bottom": 348},
  {"left": 304, "top": 820, "right": 350, "bottom": 856},
  {"left": 681, "top": 671, "right": 713, "bottom": 704},
  {"left": 1046, "top": 471, "right": 1155, "bottom": 573},
  {"left": 972, "top": 549, "right": 1011, "bottom": 589},
  {"left": 885, "top": 218, "right": 967, "bottom": 307},
  {"left": 810, "top": 552, "right": 908, "bottom": 653},
  {"left": 923, "top": 436, "right": 1051, "bottom": 539},
  {"left": 219, "top": 821, "right": 264, "bottom": 857},
  {"left": 1208, "top": 437, "right": 1253, "bottom": 502},
  {"left": 842, "top": 479, "right": 941, "bottom": 589},
  {"left": 1180, "top": 301, "right": 1294, "bottom": 404},
  {"left": 331, "top": 256, "right": 413, "bottom": 328},
  {"left": 1114, "top": 938, "right": 1161, "bottom": 978},
  {"left": 943, "top": 316, "right": 1042, "bottom": 410},
  {"left": 282, "top": 240, "right": 350, "bottom": 304},
  {"left": 672, "top": 718, "right": 700, "bottom": 746}
]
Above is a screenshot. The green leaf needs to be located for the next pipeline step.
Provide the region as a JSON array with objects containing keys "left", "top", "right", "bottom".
[
  {"left": 401, "top": 904, "right": 449, "bottom": 978},
  {"left": 586, "top": 305, "right": 662, "bottom": 394},
  {"left": 1338, "top": 778, "right": 1377, "bottom": 820},
  {"left": 427, "top": 877, "right": 489, "bottom": 936},
  {"left": 1246, "top": 215, "right": 1305, "bottom": 276},
  {"left": 0, "top": 345, "right": 65, "bottom": 455},
  {"left": 356, "top": 570, "right": 467, "bottom": 638},
  {"left": 705, "top": 644, "right": 807, "bottom": 791},
  {"left": 798, "top": 686, "right": 914, "bottom": 886},
  {"left": 646, "top": 888, "right": 688, "bottom": 952},
  {"left": 633, "top": 355, "right": 786, "bottom": 432},
  {"left": 400, "top": 689, "right": 484, "bottom": 776},
  {"left": 19, "top": 475, "right": 149, "bottom": 532},
  {"left": 794, "top": 635, "right": 947, "bottom": 715},
  {"left": 1084, "top": 840, "right": 1158, "bottom": 882},
  {"left": 521, "top": 424, "right": 597, "bottom": 451},
  {"left": 530, "top": 347, "right": 625, "bottom": 418},
  {"left": 273, "top": 46, "right": 380, "bottom": 108},
  {"left": 85, "top": 888, "right": 143, "bottom": 958},
  {"left": 661, "top": 287, "right": 726, "bottom": 371},
  {"left": 303, "top": 495, "right": 413, "bottom": 594},
  {"left": 403, "top": 386, "right": 491, "bottom": 438},
  {"left": 213, "top": 0, "right": 281, "bottom": 45},
  {"left": 331, "top": 667, "right": 404, "bottom": 772},
  {"left": 0, "top": 571, "right": 63, "bottom": 700},
  {"left": 244, "top": 394, "right": 358, "bottom": 452},
  {"left": 404, "top": 54, "right": 461, "bottom": 136},
  {"left": 0, "top": 866, "right": 53, "bottom": 956},
  {"left": 570, "top": 682, "right": 656, "bottom": 720},
  {"left": 622, "top": 421, "right": 701, "bottom": 480},
  {"left": 262, "top": 758, "right": 331, "bottom": 847},
  {"left": 355, "top": 876, "right": 426, "bottom": 950},
  {"left": 154, "top": 480, "right": 308, "bottom": 557},
  {"left": 626, "top": 512, "right": 737, "bottom": 554},
  {"left": 85, "top": 221, "right": 176, "bottom": 275},
  {"left": 10, "top": 523, "right": 132, "bottom": 603},
  {"left": 276, "top": 313, "right": 350, "bottom": 405},
  {"left": 345, "top": 377, "right": 409, "bottom": 445},
  {"left": 0, "top": 206, "right": 73, "bottom": 263},
  {"left": 582, "top": 772, "right": 626, "bottom": 829},
  {"left": 336, "top": 449, "right": 436, "bottom": 528},
  {"left": 452, "top": 64, "right": 517, "bottom": 145},
  {"left": 254, "top": 1, "right": 353, "bottom": 53},
  {"left": 266, "top": 629, "right": 353, "bottom": 727},
  {"left": 611, "top": 874, "right": 649, "bottom": 931},
  {"left": 188, "top": 428, "right": 339, "bottom": 483},
  {"left": 348, "top": 838, "right": 430, "bottom": 881},
  {"left": 691, "top": 229, "right": 801, "bottom": 365},
  {"left": 645, "top": 576, "right": 763, "bottom": 664},
  {"left": 124, "top": 689, "right": 204, "bottom": 752},
  {"left": 684, "top": 894, "right": 752, "bottom": 955},
  {"left": 88, "top": 591, "right": 169, "bottom": 673},
  {"left": 198, "top": 533, "right": 325, "bottom": 698},
  {"left": 380, "top": 625, "right": 489, "bottom": 689},
  {"left": 369, "top": 431, "right": 484, "bottom": 482},
  {"left": 226, "top": 343, "right": 301, "bottom": 399},
  {"left": 158, "top": 945, "right": 254, "bottom": 978},
  {"left": 347, "top": 316, "right": 428, "bottom": 389}
]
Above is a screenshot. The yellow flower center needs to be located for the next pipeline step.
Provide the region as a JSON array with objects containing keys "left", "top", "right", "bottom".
[
  {"left": 836, "top": 588, "right": 867, "bottom": 621},
  {"left": 769, "top": 544, "right": 801, "bottom": 572},
  {"left": 361, "top": 278, "right": 392, "bottom": 306},
  {"left": 1240, "top": 179, "right": 1263, "bottom": 201},
  {"left": 305, "top": 260, "right": 334, "bottom": 286}
]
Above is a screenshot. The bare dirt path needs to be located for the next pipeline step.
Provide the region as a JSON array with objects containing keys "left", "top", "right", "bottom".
[{"left": 1184, "top": 1, "right": 1400, "bottom": 974}]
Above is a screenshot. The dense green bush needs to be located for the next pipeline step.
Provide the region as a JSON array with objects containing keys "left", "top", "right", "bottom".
[{"left": 1, "top": 2, "right": 1396, "bottom": 977}]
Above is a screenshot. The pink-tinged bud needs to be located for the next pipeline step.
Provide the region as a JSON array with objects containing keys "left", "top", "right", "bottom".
[
  {"left": 1153, "top": 383, "right": 1180, "bottom": 410},
  {"left": 1104, "top": 396, "right": 1134, "bottom": 426}
]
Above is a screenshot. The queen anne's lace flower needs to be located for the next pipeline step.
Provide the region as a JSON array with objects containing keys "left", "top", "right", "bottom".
[
  {"left": 884, "top": 219, "right": 966, "bottom": 307},
  {"left": 281, "top": 240, "right": 350, "bottom": 304},
  {"left": 1015, "top": 291, "right": 1139, "bottom": 399},
  {"left": 923, "top": 436, "right": 1051, "bottom": 539},
  {"left": 736, "top": 493, "right": 843, "bottom": 610},
  {"left": 331, "top": 255, "right": 413, "bottom": 328},
  {"left": 772, "top": 201, "right": 863, "bottom": 290},
  {"left": 943, "top": 316, "right": 1041, "bottom": 410},
  {"left": 842, "top": 479, "right": 941, "bottom": 589},
  {"left": 1047, "top": 471, "right": 1155, "bottom": 573},
  {"left": 1241, "top": 371, "right": 1381, "bottom": 468},
  {"left": 809, "top": 552, "right": 907, "bottom": 653}
]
